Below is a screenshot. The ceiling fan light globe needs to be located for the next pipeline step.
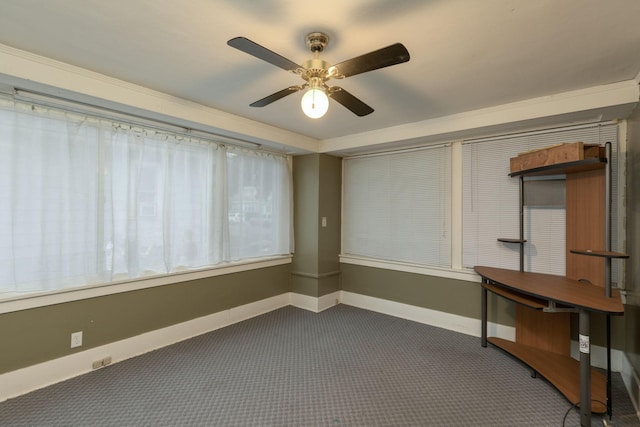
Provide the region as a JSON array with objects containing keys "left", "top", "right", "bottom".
[{"left": 301, "top": 88, "right": 329, "bottom": 119}]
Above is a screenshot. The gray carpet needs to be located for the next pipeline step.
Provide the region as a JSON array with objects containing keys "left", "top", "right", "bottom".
[{"left": 0, "top": 305, "right": 637, "bottom": 426}]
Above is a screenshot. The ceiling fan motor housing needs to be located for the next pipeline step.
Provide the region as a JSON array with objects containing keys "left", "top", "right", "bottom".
[{"left": 302, "top": 58, "right": 331, "bottom": 80}]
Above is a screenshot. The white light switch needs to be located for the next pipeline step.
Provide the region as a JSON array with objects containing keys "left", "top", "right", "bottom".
[{"left": 321, "top": 217, "right": 327, "bottom": 228}]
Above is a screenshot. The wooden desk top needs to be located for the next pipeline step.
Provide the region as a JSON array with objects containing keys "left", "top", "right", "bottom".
[{"left": 474, "top": 266, "right": 624, "bottom": 315}]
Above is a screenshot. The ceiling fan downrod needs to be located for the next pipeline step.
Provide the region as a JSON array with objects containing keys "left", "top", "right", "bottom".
[{"left": 302, "top": 32, "right": 331, "bottom": 82}]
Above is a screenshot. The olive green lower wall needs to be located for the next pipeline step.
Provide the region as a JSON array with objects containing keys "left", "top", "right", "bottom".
[
  {"left": 570, "top": 311, "right": 626, "bottom": 350},
  {"left": 625, "top": 108, "right": 640, "bottom": 378},
  {"left": 341, "top": 263, "right": 514, "bottom": 327},
  {"left": 1, "top": 260, "right": 631, "bottom": 376},
  {"left": 341, "top": 263, "right": 627, "bottom": 350},
  {"left": 0, "top": 264, "right": 290, "bottom": 375},
  {"left": 625, "top": 304, "right": 640, "bottom": 372},
  {"left": 291, "top": 272, "right": 340, "bottom": 298},
  {"left": 291, "top": 153, "right": 342, "bottom": 299}
]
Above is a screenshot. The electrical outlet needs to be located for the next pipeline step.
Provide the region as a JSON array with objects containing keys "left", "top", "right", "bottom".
[
  {"left": 92, "top": 356, "right": 112, "bottom": 369},
  {"left": 70, "top": 331, "right": 83, "bottom": 348}
]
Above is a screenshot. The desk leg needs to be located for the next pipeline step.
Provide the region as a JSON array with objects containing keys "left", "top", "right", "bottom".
[
  {"left": 579, "top": 308, "right": 591, "bottom": 427},
  {"left": 481, "top": 283, "right": 487, "bottom": 347},
  {"left": 607, "top": 314, "right": 612, "bottom": 419}
]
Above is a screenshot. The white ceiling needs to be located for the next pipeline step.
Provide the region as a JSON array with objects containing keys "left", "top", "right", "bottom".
[{"left": 0, "top": 0, "right": 639, "bottom": 153}]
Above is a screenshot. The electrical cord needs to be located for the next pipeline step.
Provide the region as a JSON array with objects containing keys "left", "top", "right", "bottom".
[
  {"left": 562, "top": 401, "right": 579, "bottom": 426},
  {"left": 562, "top": 400, "right": 609, "bottom": 426}
]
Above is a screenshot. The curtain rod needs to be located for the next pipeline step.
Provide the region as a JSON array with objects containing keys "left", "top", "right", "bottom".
[{"left": 10, "top": 88, "right": 266, "bottom": 151}]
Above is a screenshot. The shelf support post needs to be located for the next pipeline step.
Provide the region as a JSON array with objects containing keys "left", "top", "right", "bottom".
[
  {"left": 606, "top": 315, "right": 612, "bottom": 419},
  {"left": 604, "top": 141, "right": 613, "bottom": 419},
  {"left": 579, "top": 309, "right": 591, "bottom": 427},
  {"left": 605, "top": 141, "right": 612, "bottom": 298},
  {"left": 481, "top": 281, "right": 487, "bottom": 347},
  {"left": 519, "top": 175, "right": 524, "bottom": 272}
]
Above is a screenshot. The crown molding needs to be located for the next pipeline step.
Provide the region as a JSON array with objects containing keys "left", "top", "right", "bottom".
[
  {"left": 320, "top": 80, "right": 640, "bottom": 155},
  {"left": 0, "top": 43, "right": 319, "bottom": 154}
]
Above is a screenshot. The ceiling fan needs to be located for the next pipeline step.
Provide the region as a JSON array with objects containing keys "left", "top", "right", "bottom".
[{"left": 227, "top": 32, "right": 410, "bottom": 119}]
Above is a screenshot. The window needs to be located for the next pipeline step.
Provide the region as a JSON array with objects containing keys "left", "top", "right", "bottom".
[
  {"left": 462, "top": 124, "right": 618, "bottom": 276},
  {"left": 226, "top": 146, "right": 292, "bottom": 260},
  {"left": 0, "top": 98, "right": 292, "bottom": 298},
  {"left": 342, "top": 145, "right": 451, "bottom": 268},
  {"left": 341, "top": 123, "right": 622, "bottom": 283}
]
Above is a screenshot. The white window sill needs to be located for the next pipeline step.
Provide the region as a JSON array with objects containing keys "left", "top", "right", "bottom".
[
  {"left": 339, "top": 254, "right": 479, "bottom": 283},
  {"left": 0, "top": 256, "right": 292, "bottom": 314}
]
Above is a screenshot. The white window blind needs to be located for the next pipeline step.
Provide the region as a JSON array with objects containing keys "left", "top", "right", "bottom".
[
  {"left": 462, "top": 124, "right": 618, "bottom": 276},
  {"left": 0, "top": 97, "right": 292, "bottom": 297},
  {"left": 343, "top": 145, "right": 451, "bottom": 267}
]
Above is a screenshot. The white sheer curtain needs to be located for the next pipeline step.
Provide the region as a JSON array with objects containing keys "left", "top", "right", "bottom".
[
  {"left": 105, "top": 127, "right": 228, "bottom": 280},
  {"left": 0, "top": 102, "right": 103, "bottom": 292},
  {"left": 0, "top": 98, "right": 292, "bottom": 297},
  {"left": 226, "top": 146, "right": 292, "bottom": 260}
]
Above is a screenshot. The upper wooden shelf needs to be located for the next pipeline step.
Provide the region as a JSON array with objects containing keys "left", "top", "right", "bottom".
[
  {"left": 570, "top": 249, "right": 629, "bottom": 259},
  {"left": 497, "top": 238, "right": 527, "bottom": 243},
  {"left": 509, "top": 142, "right": 606, "bottom": 177},
  {"left": 509, "top": 158, "right": 606, "bottom": 177}
]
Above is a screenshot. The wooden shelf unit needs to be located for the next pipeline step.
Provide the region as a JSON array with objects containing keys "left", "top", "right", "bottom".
[
  {"left": 509, "top": 142, "right": 605, "bottom": 176},
  {"left": 479, "top": 142, "right": 624, "bottom": 425},
  {"left": 477, "top": 266, "right": 624, "bottom": 417},
  {"left": 509, "top": 157, "right": 606, "bottom": 178}
]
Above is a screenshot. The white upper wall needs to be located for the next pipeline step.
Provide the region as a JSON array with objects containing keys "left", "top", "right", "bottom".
[{"left": 0, "top": 43, "right": 638, "bottom": 157}]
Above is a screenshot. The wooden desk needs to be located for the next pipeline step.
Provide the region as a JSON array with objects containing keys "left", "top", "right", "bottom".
[{"left": 475, "top": 266, "right": 624, "bottom": 426}]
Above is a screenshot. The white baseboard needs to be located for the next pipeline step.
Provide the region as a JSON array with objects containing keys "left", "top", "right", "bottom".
[
  {"left": 1, "top": 289, "right": 634, "bottom": 413},
  {"left": 289, "top": 291, "right": 340, "bottom": 313},
  {"left": 341, "top": 290, "right": 636, "bottom": 422},
  {"left": 0, "top": 293, "right": 290, "bottom": 403},
  {"left": 339, "top": 290, "right": 515, "bottom": 340},
  {"left": 0, "top": 291, "right": 342, "bottom": 402},
  {"left": 340, "top": 290, "right": 625, "bottom": 372},
  {"left": 569, "top": 339, "right": 625, "bottom": 373}
]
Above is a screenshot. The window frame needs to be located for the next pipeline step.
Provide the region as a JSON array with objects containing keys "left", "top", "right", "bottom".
[
  {"left": 340, "top": 122, "right": 627, "bottom": 288},
  {"left": 340, "top": 143, "right": 453, "bottom": 271},
  {"left": 0, "top": 256, "right": 292, "bottom": 314},
  {"left": 0, "top": 95, "right": 294, "bottom": 312}
]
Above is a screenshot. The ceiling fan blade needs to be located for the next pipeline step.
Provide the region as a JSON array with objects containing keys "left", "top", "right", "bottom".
[
  {"left": 330, "top": 43, "right": 410, "bottom": 78},
  {"left": 227, "top": 37, "right": 300, "bottom": 72},
  {"left": 250, "top": 86, "right": 302, "bottom": 107},
  {"left": 329, "top": 88, "right": 374, "bottom": 117}
]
